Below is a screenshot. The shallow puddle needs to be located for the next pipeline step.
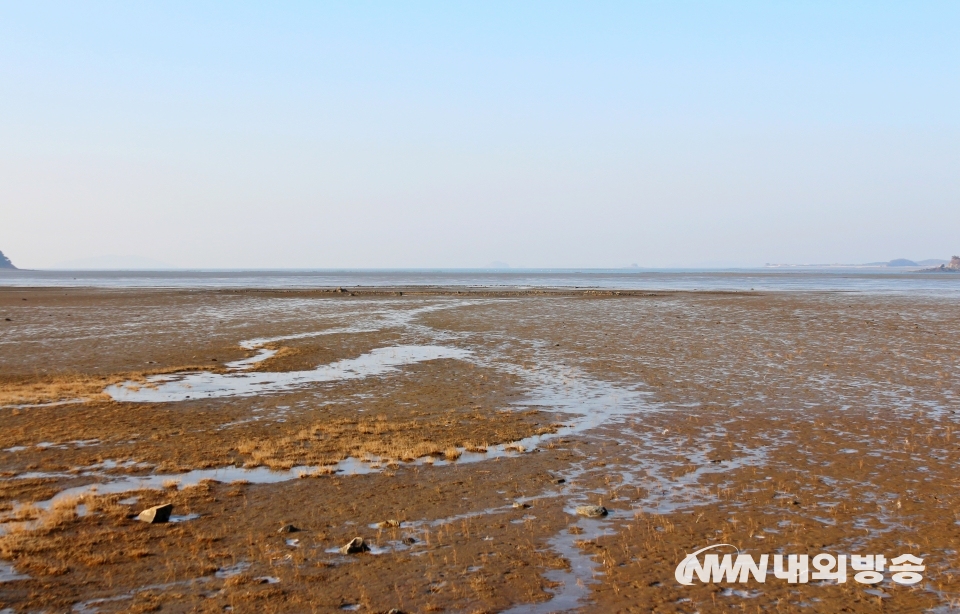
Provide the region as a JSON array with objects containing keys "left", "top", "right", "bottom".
[
  {"left": 0, "top": 560, "right": 29, "bottom": 583},
  {"left": 106, "top": 345, "right": 472, "bottom": 402}
]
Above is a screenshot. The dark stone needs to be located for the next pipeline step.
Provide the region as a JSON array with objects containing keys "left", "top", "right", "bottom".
[{"left": 339, "top": 537, "right": 370, "bottom": 554}]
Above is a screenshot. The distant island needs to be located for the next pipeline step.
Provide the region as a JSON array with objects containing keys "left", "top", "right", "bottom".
[
  {"left": 0, "top": 250, "right": 15, "bottom": 270},
  {"left": 766, "top": 258, "right": 949, "bottom": 269},
  {"left": 921, "top": 256, "right": 960, "bottom": 273}
]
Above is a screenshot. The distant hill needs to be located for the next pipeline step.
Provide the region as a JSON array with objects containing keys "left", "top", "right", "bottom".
[
  {"left": 856, "top": 258, "right": 946, "bottom": 267},
  {"left": 0, "top": 250, "right": 16, "bottom": 270},
  {"left": 768, "top": 257, "right": 948, "bottom": 268},
  {"left": 862, "top": 258, "right": 930, "bottom": 267}
]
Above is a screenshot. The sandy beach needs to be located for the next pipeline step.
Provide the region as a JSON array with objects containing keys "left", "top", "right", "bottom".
[{"left": 1, "top": 286, "right": 958, "bottom": 613}]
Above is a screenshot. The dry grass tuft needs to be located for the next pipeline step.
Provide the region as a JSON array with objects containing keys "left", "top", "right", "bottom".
[
  {"left": 224, "top": 573, "right": 256, "bottom": 587},
  {"left": 39, "top": 495, "right": 82, "bottom": 531},
  {"left": 6, "top": 503, "right": 41, "bottom": 522}
]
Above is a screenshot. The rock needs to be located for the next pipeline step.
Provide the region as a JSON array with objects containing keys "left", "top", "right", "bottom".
[
  {"left": 387, "top": 609, "right": 406, "bottom": 614},
  {"left": 376, "top": 519, "right": 401, "bottom": 528},
  {"left": 921, "top": 256, "right": 960, "bottom": 272},
  {"left": 278, "top": 524, "right": 300, "bottom": 534},
  {"left": 402, "top": 536, "right": 417, "bottom": 545},
  {"left": 575, "top": 505, "right": 608, "bottom": 518},
  {"left": 0, "top": 250, "right": 15, "bottom": 270},
  {"left": 339, "top": 537, "right": 370, "bottom": 554},
  {"left": 552, "top": 478, "right": 566, "bottom": 484},
  {"left": 136, "top": 503, "right": 173, "bottom": 524},
  {"left": 512, "top": 502, "right": 531, "bottom": 509}
]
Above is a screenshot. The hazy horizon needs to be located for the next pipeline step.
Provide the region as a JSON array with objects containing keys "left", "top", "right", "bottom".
[
  {"left": 1, "top": 255, "right": 953, "bottom": 272},
  {"left": 2, "top": 2, "right": 959, "bottom": 269}
]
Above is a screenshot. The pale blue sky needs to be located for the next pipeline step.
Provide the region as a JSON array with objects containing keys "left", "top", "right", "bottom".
[{"left": 2, "top": 1, "right": 958, "bottom": 268}]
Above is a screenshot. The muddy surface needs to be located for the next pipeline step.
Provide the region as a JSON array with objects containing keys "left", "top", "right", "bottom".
[{"left": 1, "top": 287, "right": 958, "bottom": 613}]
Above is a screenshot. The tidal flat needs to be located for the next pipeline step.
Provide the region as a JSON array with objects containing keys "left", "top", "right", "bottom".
[{"left": 0, "top": 287, "right": 958, "bottom": 613}]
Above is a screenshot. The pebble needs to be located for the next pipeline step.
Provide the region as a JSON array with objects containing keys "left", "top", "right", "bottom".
[
  {"left": 575, "top": 505, "right": 608, "bottom": 518},
  {"left": 136, "top": 503, "right": 173, "bottom": 524},
  {"left": 339, "top": 537, "right": 370, "bottom": 554}
]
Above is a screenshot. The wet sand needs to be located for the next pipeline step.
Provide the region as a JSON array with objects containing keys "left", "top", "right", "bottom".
[{"left": 1, "top": 287, "right": 958, "bottom": 613}]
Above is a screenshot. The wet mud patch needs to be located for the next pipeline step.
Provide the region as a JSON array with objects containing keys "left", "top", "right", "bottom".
[
  {"left": 244, "top": 329, "right": 406, "bottom": 373},
  {"left": 0, "top": 453, "right": 589, "bottom": 613},
  {"left": 1, "top": 356, "right": 556, "bottom": 484},
  {"left": 3, "top": 288, "right": 960, "bottom": 612}
]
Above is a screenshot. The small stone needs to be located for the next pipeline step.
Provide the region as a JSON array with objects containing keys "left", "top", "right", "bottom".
[
  {"left": 552, "top": 478, "right": 566, "bottom": 484},
  {"left": 575, "top": 505, "right": 608, "bottom": 518},
  {"left": 512, "top": 502, "right": 531, "bottom": 509},
  {"left": 339, "top": 537, "right": 370, "bottom": 554},
  {"left": 278, "top": 524, "right": 300, "bottom": 534},
  {"left": 376, "top": 519, "right": 401, "bottom": 528},
  {"left": 136, "top": 503, "right": 173, "bottom": 524},
  {"left": 402, "top": 536, "right": 417, "bottom": 545},
  {"left": 387, "top": 609, "right": 406, "bottom": 614}
]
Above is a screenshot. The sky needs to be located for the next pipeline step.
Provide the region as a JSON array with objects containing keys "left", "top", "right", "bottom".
[{"left": 1, "top": 1, "right": 958, "bottom": 269}]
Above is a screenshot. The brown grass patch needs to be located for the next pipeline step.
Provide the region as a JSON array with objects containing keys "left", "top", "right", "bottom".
[
  {"left": 0, "top": 364, "right": 224, "bottom": 406},
  {"left": 231, "top": 413, "right": 556, "bottom": 469}
]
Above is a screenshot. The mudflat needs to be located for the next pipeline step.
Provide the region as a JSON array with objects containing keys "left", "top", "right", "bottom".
[{"left": 0, "top": 287, "right": 958, "bottom": 613}]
